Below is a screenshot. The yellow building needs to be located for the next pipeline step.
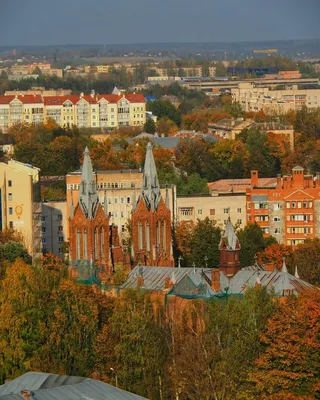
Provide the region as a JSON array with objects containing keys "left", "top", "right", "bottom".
[
  {"left": 177, "top": 194, "right": 246, "bottom": 228},
  {"left": 0, "top": 160, "right": 42, "bottom": 258},
  {"left": 232, "top": 82, "right": 320, "bottom": 114}
]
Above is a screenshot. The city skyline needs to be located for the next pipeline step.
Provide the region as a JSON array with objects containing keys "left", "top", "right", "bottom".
[{"left": 1, "top": 0, "right": 320, "bottom": 46}]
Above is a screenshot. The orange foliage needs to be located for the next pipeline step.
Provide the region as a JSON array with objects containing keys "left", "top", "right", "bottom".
[
  {"left": 175, "top": 221, "right": 195, "bottom": 257},
  {"left": 258, "top": 244, "right": 293, "bottom": 269},
  {"left": 251, "top": 291, "right": 320, "bottom": 398}
]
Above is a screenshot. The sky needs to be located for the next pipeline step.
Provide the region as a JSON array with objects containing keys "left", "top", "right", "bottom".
[{"left": 0, "top": 0, "right": 320, "bottom": 46}]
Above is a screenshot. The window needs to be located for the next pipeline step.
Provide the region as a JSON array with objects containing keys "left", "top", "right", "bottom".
[
  {"left": 138, "top": 222, "right": 143, "bottom": 250},
  {"left": 57, "top": 214, "right": 62, "bottom": 221},
  {"left": 286, "top": 201, "right": 290, "bottom": 209},
  {"left": 274, "top": 228, "right": 281, "bottom": 234},
  {"left": 127, "top": 197, "right": 131, "bottom": 204},
  {"left": 274, "top": 216, "right": 280, "bottom": 222},
  {"left": 58, "top": 237, "right": 63, "bottom": 243},
  {"left": 121, "top": 197, "right": 124, "bottom": 204},
  {"left": 210, "top": 209, "right": 215, "bottom": 216},
  {"left": 292, "top": 201, "right": 296, "bottom": 209},
  {"left": 298, "top": 201, "right": 302, "bottom": 209},
  {"left": 58, "top": 226, "right": 63, "bottom": 231},
  {"left": 9, "top": 221, "right": 13, "bottom": 228},
  {"left": 223, "top": 208, "right": 229, "bottom": 214},
  {"left": 309, "top": 201, "right": 313, "bottom": 208},
  {"left": 114, "top": 197, "right": 118, "bottom": 204},
  {"left": 41, "top": 216, "right": 46, "bottom": 222},
  {"left": 58, "top": 248, "right": 62, "bottom": 254},
  {"left": 42, "top": 238, "right": 46, "bottom": 244},
  {"left": 9, "top": 207, "right": 13, "bottom": 215},
  {"left": 180, "top": 208, "right": 193, "bottom": 216},
  {"left": 198, "top": 209, "right": 202, "bottom": 215},
  {"left": 274, "top": 203, "right": 281, "bottom": 210},
  {"left": 237, "top": 219, "right": 242, "bottom": 225},
  {"left": 8, "top": 180, "right": 12, "bottom": 187},
  {"left": 42, "top": 227, "right": 46, "bottom": 233},
  {"left": 8, "top": 193, "right": 12, "bottom": 201},
  {"left": 237, "top": 208, "right": 242, "bottom": 214}
]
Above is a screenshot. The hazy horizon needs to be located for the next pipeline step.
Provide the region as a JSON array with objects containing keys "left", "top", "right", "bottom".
[{"left": 1, "top": 0, "right": 320, "bottom": 46}]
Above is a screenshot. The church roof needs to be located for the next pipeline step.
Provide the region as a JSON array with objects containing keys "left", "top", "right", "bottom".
[
  {"left": 139, "top": 142, "right": 161, "bottom": 211},
  {"left": 0, "top": 372, "right": 146, "bottom": 399}
]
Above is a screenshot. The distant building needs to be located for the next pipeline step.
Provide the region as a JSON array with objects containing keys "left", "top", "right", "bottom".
[
  {"left": 0, "top": 93, "right": 146, "bottom": 131},
  {"left": 0, "top": 160, "right": 42, "bottom": 258},
  {"left": 232, "top": 82, "right": 320, "bottom": 113},
  {"left": 41, "top": 201, "right": 67, "bottom": 258}
]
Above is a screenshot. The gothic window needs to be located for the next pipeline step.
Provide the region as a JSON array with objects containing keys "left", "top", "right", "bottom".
[
  {"left": 146, "top": 222, "right": 150, "bottom": 252},
  {"left": 100, "top": 228, "right": 104, "bottom": 258},
  {"left": 138, "top": 222, "right": 143, "bottom": 250},
  {"left": 83, "top": 229, "right": 88, "bottom": 260},
  {"left": 161, "top": 221, "right": 166, "bottom": 251},
  {"left": 156, "top": 221, "right": 160, "bottom": 247},
  {"left": 76, "top": 228, "right": 81, "bottom": 259},
  {"left": 94, "top": 228, "right": 98, "bottom": 260}
]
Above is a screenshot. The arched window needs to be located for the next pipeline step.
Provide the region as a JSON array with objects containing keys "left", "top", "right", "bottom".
[
  {"left": 94, "top": 228, "right": 98, "bottom": 260},
  {"left": 76, "top": 228, "right": 81, "bottom": 259},
  {"left": 156, "top": 221, "right": 160, "bottom": 246},
  {"left": 100, "top": 228, "right": 104, "bottom": 258},
  {"left": 161, "top": 220, "right": 166, "bottom": 251},
  {"left": 146, "top": 221, "right": 150, "bottom": 252},
  {"left": 138, "top": 222, "right": 143, "bottom": 250},
  {"left": 83, "top": 229, "right": 88, "bottom": 260}
]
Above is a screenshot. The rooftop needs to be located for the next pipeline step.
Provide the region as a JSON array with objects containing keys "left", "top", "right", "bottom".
[
  {"left": 208, "top": 177, "right": 277, "bottom": 193},
  {"left": 0, "top": 372, "right": 146, "bottom": 400}
]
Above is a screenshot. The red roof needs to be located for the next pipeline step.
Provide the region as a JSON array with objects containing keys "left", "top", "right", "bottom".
[
  {"left": 0, "top": 94, "right": 43, "bottom": 104},
  {"left": 208, "top": 178, "right": 277, "bottom": 193},
  {"left": 0, "top": 93, "right": 146, "bottom": 106}
]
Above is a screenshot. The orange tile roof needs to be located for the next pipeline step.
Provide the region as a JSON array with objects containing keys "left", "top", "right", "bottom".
[
  {"left": 208, "top": 178, "right": 277, "bottom": 193},
  {"left": 0, "top": 95, "right": 43, "bottom": 104}
]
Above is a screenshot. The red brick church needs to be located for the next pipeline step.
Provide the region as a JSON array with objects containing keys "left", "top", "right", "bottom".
[{"left": 68, "top": 143, "right": 174, "bottom": 280}]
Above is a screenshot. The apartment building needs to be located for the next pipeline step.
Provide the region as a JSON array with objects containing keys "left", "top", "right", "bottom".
[
  {"left": 0, "top": 160, "right": 42, "bottom": 258},
  {"left": 246, "top": 168, "right": 320, "bottom": 246},
  {"left": 41, "top": 201, "right": 67, "bottom": 258},
  {"left": 0, "top": 94, "right": 44, "bottom": 131},
  {"left": 66, "top": 169, "right": 177, "bottom": 244},
  {"left": 0, "top": 93, "right": 146, "bottom": 131},
  {"left": 232, "top": 82, "right": 320, "bottom": 114},
  {"left": 177, "top": 194, "right": 246, "bottom": 228}
]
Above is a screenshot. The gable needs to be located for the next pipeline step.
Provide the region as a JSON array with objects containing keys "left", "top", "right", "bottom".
[{"left": 284, "top": 189, "right": 315, "bottom": 200}]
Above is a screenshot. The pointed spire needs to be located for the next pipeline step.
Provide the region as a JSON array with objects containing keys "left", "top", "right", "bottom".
[
  {"left": 193, "top": 262, "right": 196, "bottom": 274},
  {"left": 165, "top": 185, "right": 170, "bottom": 209},
  {"left": 70, "top": 190, "right": 75, "bottom": 219},
  {"left": 103, "top": 190, "right": 108, "bottom": 217},
  {"left": 256, "top": 274, "right": 261, "bottom": 286},
  {"left": 221, "top": 218, "right": 240, "bottom": 251},
  {"left": 140, "top": 142, "right": 161, "bottom": 211},
  {"left": 282, "top": 257, "right": 288, "bottom": 273},
  {"left": 295, "top": 265, "right": 300, "bottom": 279},
  {"left": 171, "top": 270, "right": 177, "bottom": 284},
  {"left": 79, "top": 147, "right": 99, "bottom": 218},
  {"left": 178, "top": 255, "right": 182, "bottom": 268}
]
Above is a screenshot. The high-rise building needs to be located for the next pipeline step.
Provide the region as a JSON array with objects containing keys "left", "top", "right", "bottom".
[{"left": 0, "top": 160, "right": 42, "bottom": 258}]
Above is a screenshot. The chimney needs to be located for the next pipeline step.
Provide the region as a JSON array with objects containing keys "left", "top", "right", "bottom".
[
  {"left": 277, "top": 174, "right": 282, "bottom": 189},
  {"left": 292, "top": 166, "right": 304, "bottom": 189},
  {"left": 251, "top": 170, "right": 259, "bottom": 187},
  {"left": 265, "top": 263, "right": 275, "bottom": 272},
  {"left": 92, "top": 371, "right": 101, "bottom": 381},
  {"left": 211, "top": 269, "right": 220, "bottom": 292}
]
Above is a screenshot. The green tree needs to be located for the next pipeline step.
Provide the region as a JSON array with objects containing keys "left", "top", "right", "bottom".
[
  {"left": 238, "top": 223, "right": 267, "bottom": 266},
  {"left": 179, "top": 173, "right": 209, "bottom": 195},
  {"left": 144, "top": 118, "right": 156, "bottom": 134}
]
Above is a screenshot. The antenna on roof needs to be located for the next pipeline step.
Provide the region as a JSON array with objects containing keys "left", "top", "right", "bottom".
[
  {"left": 282, "top": 257, "right": 288, "bottom": 273},
  {"left": 192, "top": 262, "right": 196, "bottom": 274}
]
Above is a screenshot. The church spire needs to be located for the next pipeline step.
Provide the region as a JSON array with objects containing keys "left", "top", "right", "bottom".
[
  {"left": 79, "top": 147, "right": 99, "bottom": 219},
  {"left": 141, "top": 142, "right": 161, "bottom": 211},
  {"left": 294, "top": 265, "right": 300, "bottom": 279},
  {"left": 220, "top": 218, "right": 240, "bottom": 251},
  {"left": 282, "top": 257, "right": 288, "bottom": 273}
]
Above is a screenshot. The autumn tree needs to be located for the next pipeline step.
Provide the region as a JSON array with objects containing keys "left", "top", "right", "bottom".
[
  {"left": 288, "top": 238, "right": 320, "bottom": 284},
  {"left": 258, "top": 243, "right": 293, "bottom": 270},
  {"left": 250, "top": 291, "right": 320, "bottom": 399}
]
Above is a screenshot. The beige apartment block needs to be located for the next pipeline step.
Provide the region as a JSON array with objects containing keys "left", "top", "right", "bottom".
[
  {"left": 232, "top": 82, "right": 320, "bottom": 114},
  {"left": 0, "top": 160, "right": 42, "bottom": 258},
  {"left": 177, "top": 194, "right": 246, "bottom": 229},
  {"left": 41, "top": 201, "right": 67, "bottom": 258},
  {"left": 66, "top": 169, "right": 177, "bottom": 243}
]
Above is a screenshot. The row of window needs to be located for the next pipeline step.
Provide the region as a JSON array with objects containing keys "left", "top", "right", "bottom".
[
  {"left": 286, "top": 201, "right": 313, "bottom": 209},
  {"left": 42, "top": 237, "right": 63, "bottom": 244},
  {"left": 68, "top": 182, "right": 137, "bottom": 191},
  {"left": 180, "top": 208, "right": 242, "bottom": 216},
  {"left": 287, "top": 227, "right": 313, "bottom": 234},
  {"left": 42, "top": 226, "right": 63, "bottom": 233}
]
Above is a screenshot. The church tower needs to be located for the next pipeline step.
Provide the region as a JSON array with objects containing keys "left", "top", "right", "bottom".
[
  {"left": 69, "top": 147, "right": 111, "bottom": 276},
  {"left": 131, "top": 142, "right": 173, "bottom": 267},
  {"left": 219, "top": 218, "right": 241, "bottom": 276}
]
